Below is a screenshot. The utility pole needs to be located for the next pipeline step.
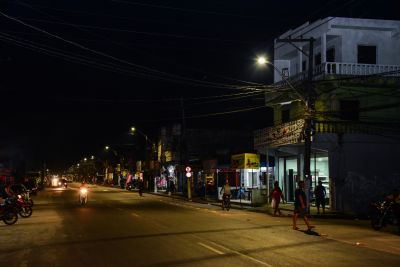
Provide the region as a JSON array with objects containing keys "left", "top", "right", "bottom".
[
  {"left": 180, "top": 97, "right": 187, "bottom": 195},
  {"left": 276, "top": 37, "right": 316, "bottom": 210}
]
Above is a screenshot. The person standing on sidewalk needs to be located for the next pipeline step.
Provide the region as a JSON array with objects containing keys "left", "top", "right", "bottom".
[
  {"left": 293, "top": 180, "right": 315, "bottom": 231},
  {"left": 314, "top": 180, "right": 326, "bottom": 215}
]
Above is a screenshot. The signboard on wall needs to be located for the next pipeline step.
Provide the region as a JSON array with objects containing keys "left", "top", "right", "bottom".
[
  {"left": 231, "top": 153, "right": 260, "bottom": 169},
  {"left": 254, "top": 119, "right": 305, "bottom": 148}
]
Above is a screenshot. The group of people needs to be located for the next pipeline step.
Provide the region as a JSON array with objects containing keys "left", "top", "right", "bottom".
[{"left": 271, "top": 180, "right": 327, "bottom": 231}]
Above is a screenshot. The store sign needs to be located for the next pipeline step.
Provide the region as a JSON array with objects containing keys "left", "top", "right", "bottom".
[
  {"left": 254, "top": 119, "right": 305, "bottom": 148},
  {"left": 231, "top": 153, "right": 260, "bottom": 169}
]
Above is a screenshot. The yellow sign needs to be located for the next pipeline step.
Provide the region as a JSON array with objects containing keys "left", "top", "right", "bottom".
[{"left": 231, "top": 153, "right": 260, "bottom": 169}]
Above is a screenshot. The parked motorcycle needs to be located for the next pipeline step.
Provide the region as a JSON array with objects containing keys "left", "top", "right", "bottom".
[
  {"left": 0, "top": 198, "right": 19, "bottom": 225},
  {"left": 369, "top": 200, "right": 399, "bottom": 231},
  {"left": 16, "top": 194, "right": 33, "bottom": 218},
  {"left": 79, "top": 187, "right": 88, "bottom": 205}
]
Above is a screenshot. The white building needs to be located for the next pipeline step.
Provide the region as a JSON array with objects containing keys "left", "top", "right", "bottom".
[{"left": 254, "top": 17, "right": 400, "bottom": 214}]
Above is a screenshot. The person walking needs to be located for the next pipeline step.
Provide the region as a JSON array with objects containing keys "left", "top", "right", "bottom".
[
  {"left": 271, "top": 181, "right": 284, "bottom": 216},
  {"left": 314, "top": 180, "right": 327, "bottom": 215},
  {"left": 293, "top": 180, "right": 315, "bottom": 231}
]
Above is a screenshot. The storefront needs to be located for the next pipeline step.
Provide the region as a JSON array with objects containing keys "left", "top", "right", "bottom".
[
  {"left": 276, "top": 151, "right": 330, "bottom": 203},
  {"left": 254, "top": 119, "right": 331, "bottom": 205},
  {"left": 157, "top": 164, "right": 178, "bottom": 192}
]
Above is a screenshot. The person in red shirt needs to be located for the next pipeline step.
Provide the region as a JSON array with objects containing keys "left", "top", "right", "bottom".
[{"left": 271, "top": 181, "right": 284, "bottom": 216}]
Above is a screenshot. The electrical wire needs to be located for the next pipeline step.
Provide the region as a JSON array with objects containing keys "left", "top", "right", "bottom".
[
  {"left": 9, "top": 15, "right": 259, "bottom": 45},
  {"left": 0, "top": 31, "right": 273, "bottom": 92},
  {"left": 12, "top": 1, "right": 270, "bottom": 88},
  {"left": 110, "top": 0, "right": 276, "bottom": 22},
  {"left": 0, "top": 11, "right": 270, "bottom": 91}
]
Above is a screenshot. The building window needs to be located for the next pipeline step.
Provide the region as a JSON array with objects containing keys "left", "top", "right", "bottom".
[
  {"left": 357, "top": 45, "right": 376, "bottom": 64},
  {"left": 302, "top": 60, "right": 307, "bottom": 72},
  {"left": 340, "top": 100, "right": 359, "bottom": 121},
  {"left": 282, "top": 108, "right": 290, "bottom": 123},
  {"left": 281, "top": 68, "right": 289, "bottom": 79},
  {"left": 315, "top": 53, "right": 321, "bottom": 66},
  {"left": 326, "top": 47, "right": 335, "bottom": 62}
]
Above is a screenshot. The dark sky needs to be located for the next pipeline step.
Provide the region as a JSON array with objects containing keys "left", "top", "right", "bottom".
[{"left": 0, "top": 0, "right": 399, "bottom": 170}]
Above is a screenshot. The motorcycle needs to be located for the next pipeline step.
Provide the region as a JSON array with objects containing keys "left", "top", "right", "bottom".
[
  {"left": 369, "top": 200, "right": 399, "bottom": 231},
  {"left": 16, "top": 194, "right": 33, "bottom": 218},
  {"left": 79, "top": 187, "right": 88, "bottom": 205},
  {"left": 0, "top": 198, "right": 19, "bottom": 225},
  {"left": 20, "top": 190, "right": 34, "bottom": 207}
]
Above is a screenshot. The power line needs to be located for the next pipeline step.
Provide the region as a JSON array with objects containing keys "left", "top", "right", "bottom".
[
  {"left": 10, "top": 15, "right": 258, "bottom": 45},
  {"left": 110, "top": 0, "right": 275, "bottom": 22},
  {"left": 0, "top": 11, "right": 267, "bottom": 91},
  {"left": 0, "top": 31, "right": 272, "bottom": 92}
]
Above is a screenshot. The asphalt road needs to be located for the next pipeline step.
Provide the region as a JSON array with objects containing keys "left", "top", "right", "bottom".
[{"left": 1, "top": 183, "right": 399, "bottom": 267}]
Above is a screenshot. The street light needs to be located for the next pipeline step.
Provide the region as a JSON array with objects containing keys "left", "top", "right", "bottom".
[
  {"left": 130, "top": 127, "right": 154, "bottom": 145},
  {"left": 105, "top": 145, "right": 119, "bottom": 156},
  {"left": 130, "top": 126, "right": 158, "bottom": 191},
  {"left": 256, "top": 53, "right": 315, "bottom": 211},
  {"left": 256, "top": 56, "right": 305, "bottom": 104}
]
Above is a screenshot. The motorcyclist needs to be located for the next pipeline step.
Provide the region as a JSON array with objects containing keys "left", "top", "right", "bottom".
[
  {"left": 220, "top": 180, "right": 231, "bottom": 204},
  {"left": 0, "top": 183, "right": 15, "bottom": 205},
  {"left": 80, "top": 181, "right": 88, "bottom": 189},
  {"left": 78, "top": 181, "right": 88, "bottom": 200}
]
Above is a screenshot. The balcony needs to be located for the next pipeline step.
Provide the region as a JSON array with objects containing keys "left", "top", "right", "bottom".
[
  {"left": 318, "top": 62, "right": 400, "bottom": 77},
  {"left": 280, "top": 62, "right": 400, "bottom": 84}
]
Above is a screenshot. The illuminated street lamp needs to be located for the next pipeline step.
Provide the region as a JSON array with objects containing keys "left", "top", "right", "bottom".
[
  {"left": 130, "top": 126, "right": 158, "bottom": 190},
  {"left": 256, "top": 54, "right": 314, "bottom": 211},
  {"left": 257, "top": 56, "right": 267, "bottom": 66},
  {"left": 130, "top": 127, "right": 154, "bottom": 144}
]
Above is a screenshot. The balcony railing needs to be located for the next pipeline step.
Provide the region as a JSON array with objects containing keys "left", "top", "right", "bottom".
[
  {"left": 280, "top": 62, "right": 400, "bottom": 84},
  {"left": 320, "top": 62, "right": 400, "bottom": 77}
]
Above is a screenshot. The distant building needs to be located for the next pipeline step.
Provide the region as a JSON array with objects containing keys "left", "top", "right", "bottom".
[
  {"left": 254, "top": 17, "right": 400, "bottom": 214},
  {"left": 158, "top": 124, "right": 253, "bottom": 194}
]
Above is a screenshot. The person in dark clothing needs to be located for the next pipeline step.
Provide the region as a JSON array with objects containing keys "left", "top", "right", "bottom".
[
  {"left": 314, "top": 180, "right": 327, "bottom": 214},
  {"left": 293, "top": 180, "right": 315, "bottom": 231},
  {"left": 138, "top": 178, "right": 144, "bottom": 196}
]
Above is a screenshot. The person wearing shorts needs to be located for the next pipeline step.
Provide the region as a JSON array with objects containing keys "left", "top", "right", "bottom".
[{"left": 293, "top": 180, "right": 315, "bottom": 231}]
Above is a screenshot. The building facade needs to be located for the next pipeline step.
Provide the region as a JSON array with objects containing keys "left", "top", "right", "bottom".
[{"left": 254, "top": 17, "right": 400, "bottom": 214}]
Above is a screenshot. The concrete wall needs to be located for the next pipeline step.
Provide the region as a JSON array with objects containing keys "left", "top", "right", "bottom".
[{"left": 315, "top": 133, "right": 400, "bottom": 214}]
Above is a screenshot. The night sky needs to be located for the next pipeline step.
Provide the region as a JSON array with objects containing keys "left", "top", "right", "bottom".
[{"left": 0, "top": 0, "right": 398, "bottom": 170}]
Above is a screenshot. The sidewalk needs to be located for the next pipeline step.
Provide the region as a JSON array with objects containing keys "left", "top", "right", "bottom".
[{"left": 149, "top": 190, "right": 360, "bottom": 220}]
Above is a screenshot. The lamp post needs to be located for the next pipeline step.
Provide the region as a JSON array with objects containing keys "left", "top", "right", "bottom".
[
  {"left": 105, "top": 145, "right": 124, "bottom": 186},
  {"left": 130, "top": 127, "right": 158, "bottom": 191},
  {"left": 257, "top": 51, "right": 315, "bottom": 212}
]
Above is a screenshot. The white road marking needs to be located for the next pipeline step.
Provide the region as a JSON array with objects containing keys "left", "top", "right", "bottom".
[
  {"left": 208, "top": 241, "right": 273, "bottom": 267},
  {"left": 131, "top": 213, "right": 140, "bottom": 217},
  {"left": 197, "top": 242, "right": 224, "bottom": 255}
]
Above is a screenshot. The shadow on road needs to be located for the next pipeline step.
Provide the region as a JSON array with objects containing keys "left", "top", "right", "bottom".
[{"left": 298, "top": 229, "right": 321, "bottom": 236}]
